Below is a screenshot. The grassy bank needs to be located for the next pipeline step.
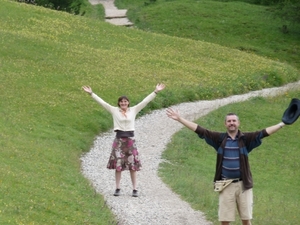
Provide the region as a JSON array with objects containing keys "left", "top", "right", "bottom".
[
  {"left": 1, "top": 0, "right": 299, "bottom": 224},
  {"left": 116, "top": 0, "right": 300, "bottom": 70}
]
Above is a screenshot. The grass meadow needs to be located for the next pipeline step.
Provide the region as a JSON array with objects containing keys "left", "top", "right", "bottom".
[
  {"left": 116, "top": 0, "right": 300, "bottom": 70},
  {"left": 0, "top": 0, "right": 299, "bottom": 224}
]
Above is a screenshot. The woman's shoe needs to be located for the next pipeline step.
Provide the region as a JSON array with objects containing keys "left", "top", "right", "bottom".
[
  {"left": 132, "top": 189, "right": 138, "bottom": 197},
  {"left": 113, "top": 189, "right": 121, "bottom": 196}
]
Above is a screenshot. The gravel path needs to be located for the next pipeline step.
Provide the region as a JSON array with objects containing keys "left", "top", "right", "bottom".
[
  {"left": 89, "top": 0, "right": 133, "bottom": 26},
  {"left": 81, "top": 81, "right": 300, "bottom": 225}
]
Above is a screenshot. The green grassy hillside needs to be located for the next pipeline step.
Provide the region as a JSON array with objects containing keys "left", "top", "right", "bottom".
[
  {"left": 116, "top": 0, "right": 300, "bottom": 70},
  {"left": 0, "top": 0, "right": 299, "bottom": 224}
]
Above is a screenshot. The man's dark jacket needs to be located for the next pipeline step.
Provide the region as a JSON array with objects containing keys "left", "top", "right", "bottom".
[{"left": 195, "top": 125, "right": 269, "bottom": 190}]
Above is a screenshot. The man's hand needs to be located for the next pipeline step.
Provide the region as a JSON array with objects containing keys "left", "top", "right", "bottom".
[
  {"left": 166, "top": 107, "right": 198, "bottom": 131},
  {"left": 166, "top": 108, "right": 180, "bottom": 121}
]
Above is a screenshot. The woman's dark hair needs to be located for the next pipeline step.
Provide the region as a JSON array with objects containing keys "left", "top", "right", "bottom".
[{"left": 117, "top": 96, "right": 130, "bottom": 107}]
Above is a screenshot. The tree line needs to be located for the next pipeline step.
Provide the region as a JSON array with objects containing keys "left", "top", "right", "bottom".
[
  {"left": 249, "top": 0, "right": 299, "bottom": 25},
  {"left": 16, "top": 0, "right": 84, "bottom": 15}
]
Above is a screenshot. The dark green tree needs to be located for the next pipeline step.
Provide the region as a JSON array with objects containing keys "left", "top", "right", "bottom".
[
  {"left": 276, "top": 0, "right": 300, "bottom": 24},
  {"left": 18, "top": 0, "right": 84, "bottom": 15}
]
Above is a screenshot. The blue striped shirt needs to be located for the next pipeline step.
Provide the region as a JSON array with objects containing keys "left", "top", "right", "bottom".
[{"left": 222, "top": 136, "right": 241, "bottom": 179}]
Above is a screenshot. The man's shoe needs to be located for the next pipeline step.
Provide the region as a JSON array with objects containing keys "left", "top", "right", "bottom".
[
  {"left": 132, "top": 189, "right": 138, "bottom": 197},
  {"left": 113, "top": 189, "right": 121, "bottom": 196}
]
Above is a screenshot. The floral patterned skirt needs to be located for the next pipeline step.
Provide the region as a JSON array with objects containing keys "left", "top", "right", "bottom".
[{"left": 107, "top": 137, "right": 142, "bottom": 171}]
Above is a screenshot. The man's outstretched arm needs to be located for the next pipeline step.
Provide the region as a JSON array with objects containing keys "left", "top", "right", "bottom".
[
  {"left": 265, "top": 122, "right": 285, "bottom": 135},
  {"left": 166, "top": 108, "right": 198, "bottom": 131}
]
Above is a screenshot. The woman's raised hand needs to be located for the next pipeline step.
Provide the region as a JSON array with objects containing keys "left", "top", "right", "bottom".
[
  {"left": 82, "top": 86, "right": 93, "bottom": 95},
  {"left": 155, "top": 83, "right": 166, "bottom": 93}
]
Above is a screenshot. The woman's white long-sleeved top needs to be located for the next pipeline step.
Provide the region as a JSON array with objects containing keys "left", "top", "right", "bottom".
[{"left": 91, "top": 92, "right": 157, "bottom": 131}]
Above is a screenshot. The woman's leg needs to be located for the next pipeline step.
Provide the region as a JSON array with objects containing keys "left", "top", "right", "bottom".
[
  {"left": 130, "top": 170, "right": 137, "bottom": 190},
  {"left": 115, "top": 170, "right": 122, "bottom": 189}
]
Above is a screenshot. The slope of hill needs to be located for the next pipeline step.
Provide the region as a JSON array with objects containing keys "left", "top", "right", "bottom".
[{"left": 0, "top": 0, "right": 299, "bottom": 224}]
